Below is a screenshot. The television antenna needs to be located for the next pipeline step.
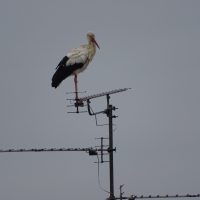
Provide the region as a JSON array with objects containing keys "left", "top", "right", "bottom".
[{"left": 0, "top": 87, "right": 199, "bottom": 200}]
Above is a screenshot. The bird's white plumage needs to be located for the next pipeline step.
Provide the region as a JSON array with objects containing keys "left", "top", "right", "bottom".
[
  {"left": 51, "top": 32, "right": 99, "bottom": 89},
  {"left": 67, "top": 46, "right": 89, "bottom": 66},
  {"left": 66, "top": 42, "right": 96, "bottom": 75}
]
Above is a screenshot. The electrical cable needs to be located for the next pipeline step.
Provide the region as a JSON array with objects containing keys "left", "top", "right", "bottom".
[
  {"left": 96, "top": 153, "right": 110, "bottom": 195},
  {"left": 90, "top": 104, "right": 108, "bottom": 127},
  {"left": 90, "top": 104, "right": 117, "bottom": 133}
]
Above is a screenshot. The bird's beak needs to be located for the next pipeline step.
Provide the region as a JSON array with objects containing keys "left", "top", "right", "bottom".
[{"left": 92, "top": 38, "right": 100, "bottom": 49}]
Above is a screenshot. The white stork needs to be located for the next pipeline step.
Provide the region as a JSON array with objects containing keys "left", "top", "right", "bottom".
[{"left": 51, "top": 32, "right": 100, "bottom": 99}]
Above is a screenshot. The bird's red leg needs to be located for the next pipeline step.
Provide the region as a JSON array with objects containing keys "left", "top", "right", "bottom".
[{"left": 74, "top": 74, "right": 78, "bottom": 100}]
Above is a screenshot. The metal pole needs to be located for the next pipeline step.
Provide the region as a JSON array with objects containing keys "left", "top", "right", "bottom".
[
  {"left": 107, "top": 95, "right": 115, "bottom": 200},
  {"left": 101, "top": 137, "right": 103, "bottom": 163}
]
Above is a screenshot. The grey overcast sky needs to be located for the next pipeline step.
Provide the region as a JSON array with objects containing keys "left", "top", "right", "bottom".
[{"left": 0, "top": 0, "right": 200, "bottom": 200}]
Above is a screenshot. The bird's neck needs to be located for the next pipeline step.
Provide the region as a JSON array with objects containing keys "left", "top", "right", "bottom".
[
  {"left": 88, "top": 42, "right": 96, "bottom": 60},
  {"left": 88, "top": 40, "right": 95, "bottom": 47}
]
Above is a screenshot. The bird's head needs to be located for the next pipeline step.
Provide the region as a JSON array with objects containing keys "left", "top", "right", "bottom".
[{"left": 87, "top": 32, "right": 100, "bottom": 49}]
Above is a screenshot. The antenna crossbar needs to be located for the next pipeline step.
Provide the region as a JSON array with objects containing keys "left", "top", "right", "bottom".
[
  {"left": 79, "top": 88, "right": 131, "bottom": 101},
  {"left": 115, "top": 194, "right": 200, "bottom": 200},
  {"left": 0, "top": 147, "right": 107, "bottom": 153}
]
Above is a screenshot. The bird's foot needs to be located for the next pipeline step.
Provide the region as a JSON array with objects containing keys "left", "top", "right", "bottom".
[{"left": 74, "top": 99, "right": 84, "bottom": 107}]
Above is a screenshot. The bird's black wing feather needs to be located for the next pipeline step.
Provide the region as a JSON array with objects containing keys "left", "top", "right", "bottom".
[
  {"left": 51, "top": 56, "right": 84, "bottom": 88},
  {"left": 55, "top": 56, "right": 68, "bottom": 69}
]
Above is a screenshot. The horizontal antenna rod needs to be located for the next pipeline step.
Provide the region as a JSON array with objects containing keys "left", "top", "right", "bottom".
[
  {"left": 80, "top": 88, "right": 131, "bottom": 101},
  {"left": 116, "top": 194, "right": 200, "bottom": 200},
  {"left": 0, "top": 147, "right": 108, "bottom": 153}
]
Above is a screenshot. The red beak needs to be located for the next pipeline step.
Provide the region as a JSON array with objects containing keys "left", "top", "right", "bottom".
[{"left": 92, "top": 38, "right": 100, "bottom": 49}]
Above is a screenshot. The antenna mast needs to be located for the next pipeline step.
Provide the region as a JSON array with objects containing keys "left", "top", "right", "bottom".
[
  {"left": 107, "top": 95, "right": 115, "bottom": 200},
  {"left": 79, "top": 88, "right": 131, "bottom": 199},
  {"left": 1, "top": 87, "right": 200, "bottom": 200}
]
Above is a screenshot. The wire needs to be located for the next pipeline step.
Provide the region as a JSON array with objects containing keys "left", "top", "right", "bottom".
[
  {"left": 89, "top": 104, "right": 117, "bottom": 133},
  {"left": 96, "top": 153, "right": 110, "bottom": 195},
  {"left": 90, "top": 104, "right": 108, "bottom": 127}
]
